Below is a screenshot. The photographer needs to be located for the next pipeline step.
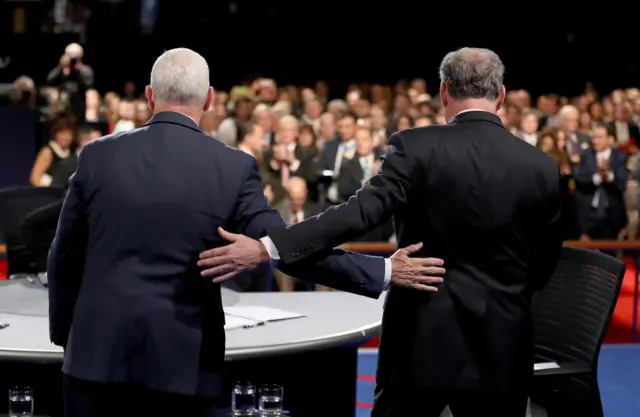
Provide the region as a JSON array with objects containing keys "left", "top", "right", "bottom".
[{"left": 46, "top": 43, "right": 94, "bottom": 121}]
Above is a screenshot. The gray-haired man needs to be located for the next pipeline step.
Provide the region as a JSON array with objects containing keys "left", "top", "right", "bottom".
[
  {"left": 49, "top": 47, "right": 446, "bottom": 417},
  {"left": 200, "top": 48, "right": 564, "bottom": 416}
]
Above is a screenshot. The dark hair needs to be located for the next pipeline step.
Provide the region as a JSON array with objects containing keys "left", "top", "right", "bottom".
[
  {"left": 51, "top": 117, "right": 75, "bottom": 138},
  {"left": 394, "top": 115, "right": 414, "bottom": 131},
  {"left": 593, "top": 121, "right": 610, "bottom": 133},
  {"left": 236, "top": 121, "right": 256, "bottom": 144},
  {"left": 299, "top": 124, "right": 315, "bottom": 136},
  {"left": 340, "top": 112, "right": 358, "bottom": 122}
]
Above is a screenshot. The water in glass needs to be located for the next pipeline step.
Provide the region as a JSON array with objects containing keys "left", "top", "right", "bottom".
[
  {"left": 258, "top": 394, "right": 283, "bottom": 415},
  {"left": 8, "top": 388, "right": 33, "bottom": 417},
  {"left": 258, "top": 384, "right": 283, "bottom": 416},
  {"left": 232, "top": 382, "right": 256, "bottom": 416}
]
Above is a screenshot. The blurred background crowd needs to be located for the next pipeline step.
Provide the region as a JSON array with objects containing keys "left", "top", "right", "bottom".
[{"left": 1, "top": 1, "right": 639, "bottom": 292}]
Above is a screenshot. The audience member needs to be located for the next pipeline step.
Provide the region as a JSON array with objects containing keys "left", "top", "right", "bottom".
[{"left": 9, "top": 50, "right": 640, "bottom": 291}]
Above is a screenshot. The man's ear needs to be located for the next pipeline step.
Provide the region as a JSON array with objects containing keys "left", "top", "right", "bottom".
[
  {"left": 145, "top": 85, "right": 154, "bottom": 112},
  {"left": 203, "top": 87, "right": 214, "bottom": 111},
  {"left": 439, "top": 82, "right": 448, "bottom": 108},
  {"left": 496, "top": 85, "right": 506, "bottom": 111}
]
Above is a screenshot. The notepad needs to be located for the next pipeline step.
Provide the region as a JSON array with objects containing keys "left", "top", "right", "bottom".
[
  {"left": 534, "top": 361, "right": 560, "bottom": 371},
  {"left": 223, "top": 306, "right": 305, "bottom": 323},
  {"left": 224, "top": 315, "right": 259, "bottom": 331}
]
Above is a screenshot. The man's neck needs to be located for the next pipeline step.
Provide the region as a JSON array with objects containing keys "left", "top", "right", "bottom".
[
  {"left": 153, "top": 106, "right": 202, "bottom": 124},
  {"left": 446, "top": 99, "right": 497, "bottom": 122}
]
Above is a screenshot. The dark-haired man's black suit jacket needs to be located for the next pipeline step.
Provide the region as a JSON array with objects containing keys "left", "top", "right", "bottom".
[
  {"left": 48, "top": 112, "right": 387, "bottom": 414},
  {"left": 267, "top": 111, "right": 563, "bottom": 415}
]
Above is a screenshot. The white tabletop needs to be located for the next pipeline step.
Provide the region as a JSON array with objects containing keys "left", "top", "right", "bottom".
[{"left": 0, "top": 279, "right": 385, "bottom": 361}]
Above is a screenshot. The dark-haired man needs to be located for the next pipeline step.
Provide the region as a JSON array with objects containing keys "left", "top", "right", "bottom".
[{"left": 200, "top": 47, "right": 564, "bottom": 416}]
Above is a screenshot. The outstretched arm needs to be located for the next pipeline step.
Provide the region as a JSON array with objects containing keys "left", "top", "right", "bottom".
[
  {"left": 267, "top": 132, "right": 415, "bottom": 264},
  {"left": 198, "top": 154, "right": 442, "bottom": 297}
]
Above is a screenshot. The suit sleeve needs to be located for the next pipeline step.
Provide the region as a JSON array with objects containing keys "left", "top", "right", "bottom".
[
  {"left": 529, "top": 168, "right": 564, "bottom": 291},
  {"left": 268, "top": 132, "right": 414, "bottom": 264},
  {"left": 47, "top": 149, "right": 90, "bottom": 347},
  {"left": 232, "top": 157, "right": 386, "bottom": 298},
  {"left": 607, "top": 153, "right": 628, "bottom": 193},
  {"left": 572, "top": 152, "right": 596, "bottom": 191}
]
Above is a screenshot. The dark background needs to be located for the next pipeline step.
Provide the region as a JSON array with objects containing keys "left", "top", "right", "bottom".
[{"left": 0, "top": 1, "right": 637, "bottom": 98}]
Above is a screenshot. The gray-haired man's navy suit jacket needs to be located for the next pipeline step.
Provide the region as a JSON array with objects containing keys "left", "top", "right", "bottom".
[{"left": 47, "top": 111, "right": 385, "bottom": 398}]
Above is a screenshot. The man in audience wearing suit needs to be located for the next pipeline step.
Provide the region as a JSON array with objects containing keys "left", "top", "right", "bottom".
[
  {"left": 317, "top": 113, "right": 358, "bottom": 205},
  {"left": 608, "top": 102, "right": 640, "bottom": 153},
  {"left": 202, "top": 47, "right": 564, "bottom": 417},
  {"left": 574, "top": 123, "right": 628, "bottom": 240},
  {"left": 559, "top": 105, "right": 591, "bottom": 164},
  {"left": 236, "top": 121, "right": 286, "bottom": 209},
  {"left": 338, "top": 127, "right": 393, "bottom": 242},
  {"left": 273, "top": 176, "right": 324, "bottom": 291},
  {"left": 263, "top": 115, "right": 317, "bottom": 188},
  {"left": 48, "top": 48, "right": 445, "bottom": 417}
]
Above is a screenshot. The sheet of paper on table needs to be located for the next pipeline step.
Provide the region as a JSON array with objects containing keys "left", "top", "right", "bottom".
[
  {"left": 534, "top": 361, "right": 560, "bottom": 370},
  {"left": 224, "top": 315, "right": 259, "bottom": 331},
  {"left": 223, "top": 305, "right": 305, "bottom": 323}
]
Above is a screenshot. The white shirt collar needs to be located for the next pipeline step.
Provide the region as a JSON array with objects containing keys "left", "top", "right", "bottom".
[
  {"left": 456, "top": 108, "right": 486, "bottom": 116},
  {"left": 238, "top": 145, "right": 253, "bottom": 156}
]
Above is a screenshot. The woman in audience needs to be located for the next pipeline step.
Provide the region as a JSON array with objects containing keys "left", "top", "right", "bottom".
[
  {"left": 536, "top": 130, "right": 557, "bottom": 154},
  {"left": 579, "top": 111, "right": 594, "bottom": 134},
  {"left": 84, "top": 89, "right": 106, "bottom": 123},
  {"left": 297, "top": 124, "right": 318, "bottom": 158},
  {"left": 112, "top": 100, "right": 136, "bottom": 133},
  {"left": 30, "top": 119, "right": 75, "bottom": 187},
  {"left": 134, "top": 100, "right": 151, "bottom": 126},
  {"left": 393, "top": 114, "right": 413, "bottom": 132}
]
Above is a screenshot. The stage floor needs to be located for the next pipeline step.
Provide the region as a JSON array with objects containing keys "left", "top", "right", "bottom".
[{"left": 355, "top": 345, "right": 640, "bottom": 417}]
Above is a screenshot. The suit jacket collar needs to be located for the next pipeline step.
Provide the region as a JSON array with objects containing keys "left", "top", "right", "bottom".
[
  {"left": 145, "top": 111, "right": 202, "bottom": 133},
  {"left": 585, "top": 146, "right": 620, "bottom": 165},
  {"left": 450, "top": 110, "right": 503, "bottom": 128}
]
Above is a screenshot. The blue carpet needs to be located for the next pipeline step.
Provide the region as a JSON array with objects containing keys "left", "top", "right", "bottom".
[{"left": 356, "top": 345, "right": 640, "bottom": 417}]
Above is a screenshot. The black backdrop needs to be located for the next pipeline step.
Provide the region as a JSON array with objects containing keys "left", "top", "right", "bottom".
[{"left": 0, "top": 2, "right": 637, "bottom": 98}]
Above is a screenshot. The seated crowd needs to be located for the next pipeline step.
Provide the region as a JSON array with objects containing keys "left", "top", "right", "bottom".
[{"left": 23, "top": 76, "right": 640, "bottom": 290}]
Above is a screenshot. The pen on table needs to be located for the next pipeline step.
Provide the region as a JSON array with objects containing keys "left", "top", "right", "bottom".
[
  {"left": 242, "top": 321, "right": 266, "bottom": 329},
  {"left": 0, "top": 323, "right": 10, "bottom": 330}
]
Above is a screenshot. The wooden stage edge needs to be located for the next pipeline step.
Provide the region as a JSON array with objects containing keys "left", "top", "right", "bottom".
[
  {"left": 341, "top": 240, "right": 640, "bottom": 253},
  {"left": 1, "top": 241, "right": 639, "bottom": 258}
]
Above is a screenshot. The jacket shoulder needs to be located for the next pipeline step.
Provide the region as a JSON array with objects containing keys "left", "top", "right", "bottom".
[
  {"left": 397, "top": 124, "right": 449, "bottom": 141},
  {"left": 77, "top": 130, "right": 129, "bottom": 157}
]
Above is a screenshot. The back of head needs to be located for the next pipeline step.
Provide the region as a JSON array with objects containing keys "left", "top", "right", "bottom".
[
  {"left": 150, "top": 48, "right": 210, "bottom": 109},
  {"left": 439, "top": 47, "right": 504, "bottom": 101}
]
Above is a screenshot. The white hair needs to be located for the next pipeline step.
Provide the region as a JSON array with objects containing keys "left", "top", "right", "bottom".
[
  {"left": 279, "top": 115, "right": 299, "bottom": 128},
  {"left": 327, "top": 99, "right": 348, "bottom": 112},
  {"left": 252, "top": 103, "right": 272, "bottom": 117},
  {"left": 559, "top": 105, "right": 578, "bottom": 119},
  {"left": 271, "top": 100, "right": 291, "bottom": 116},
  {"left": 150, "top": 48, "right": 210, "bottom": 107}
]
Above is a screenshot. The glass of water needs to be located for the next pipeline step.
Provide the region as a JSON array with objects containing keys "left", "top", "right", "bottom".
[
  {"left": 8, "top": 386, "right": 33, "bottom": 417},
  {"left": 258, "top": 384, "right": 283, "bottom": 415},
  {"left": 231, "top": 381, "right": 256, "bottom": 416}
]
